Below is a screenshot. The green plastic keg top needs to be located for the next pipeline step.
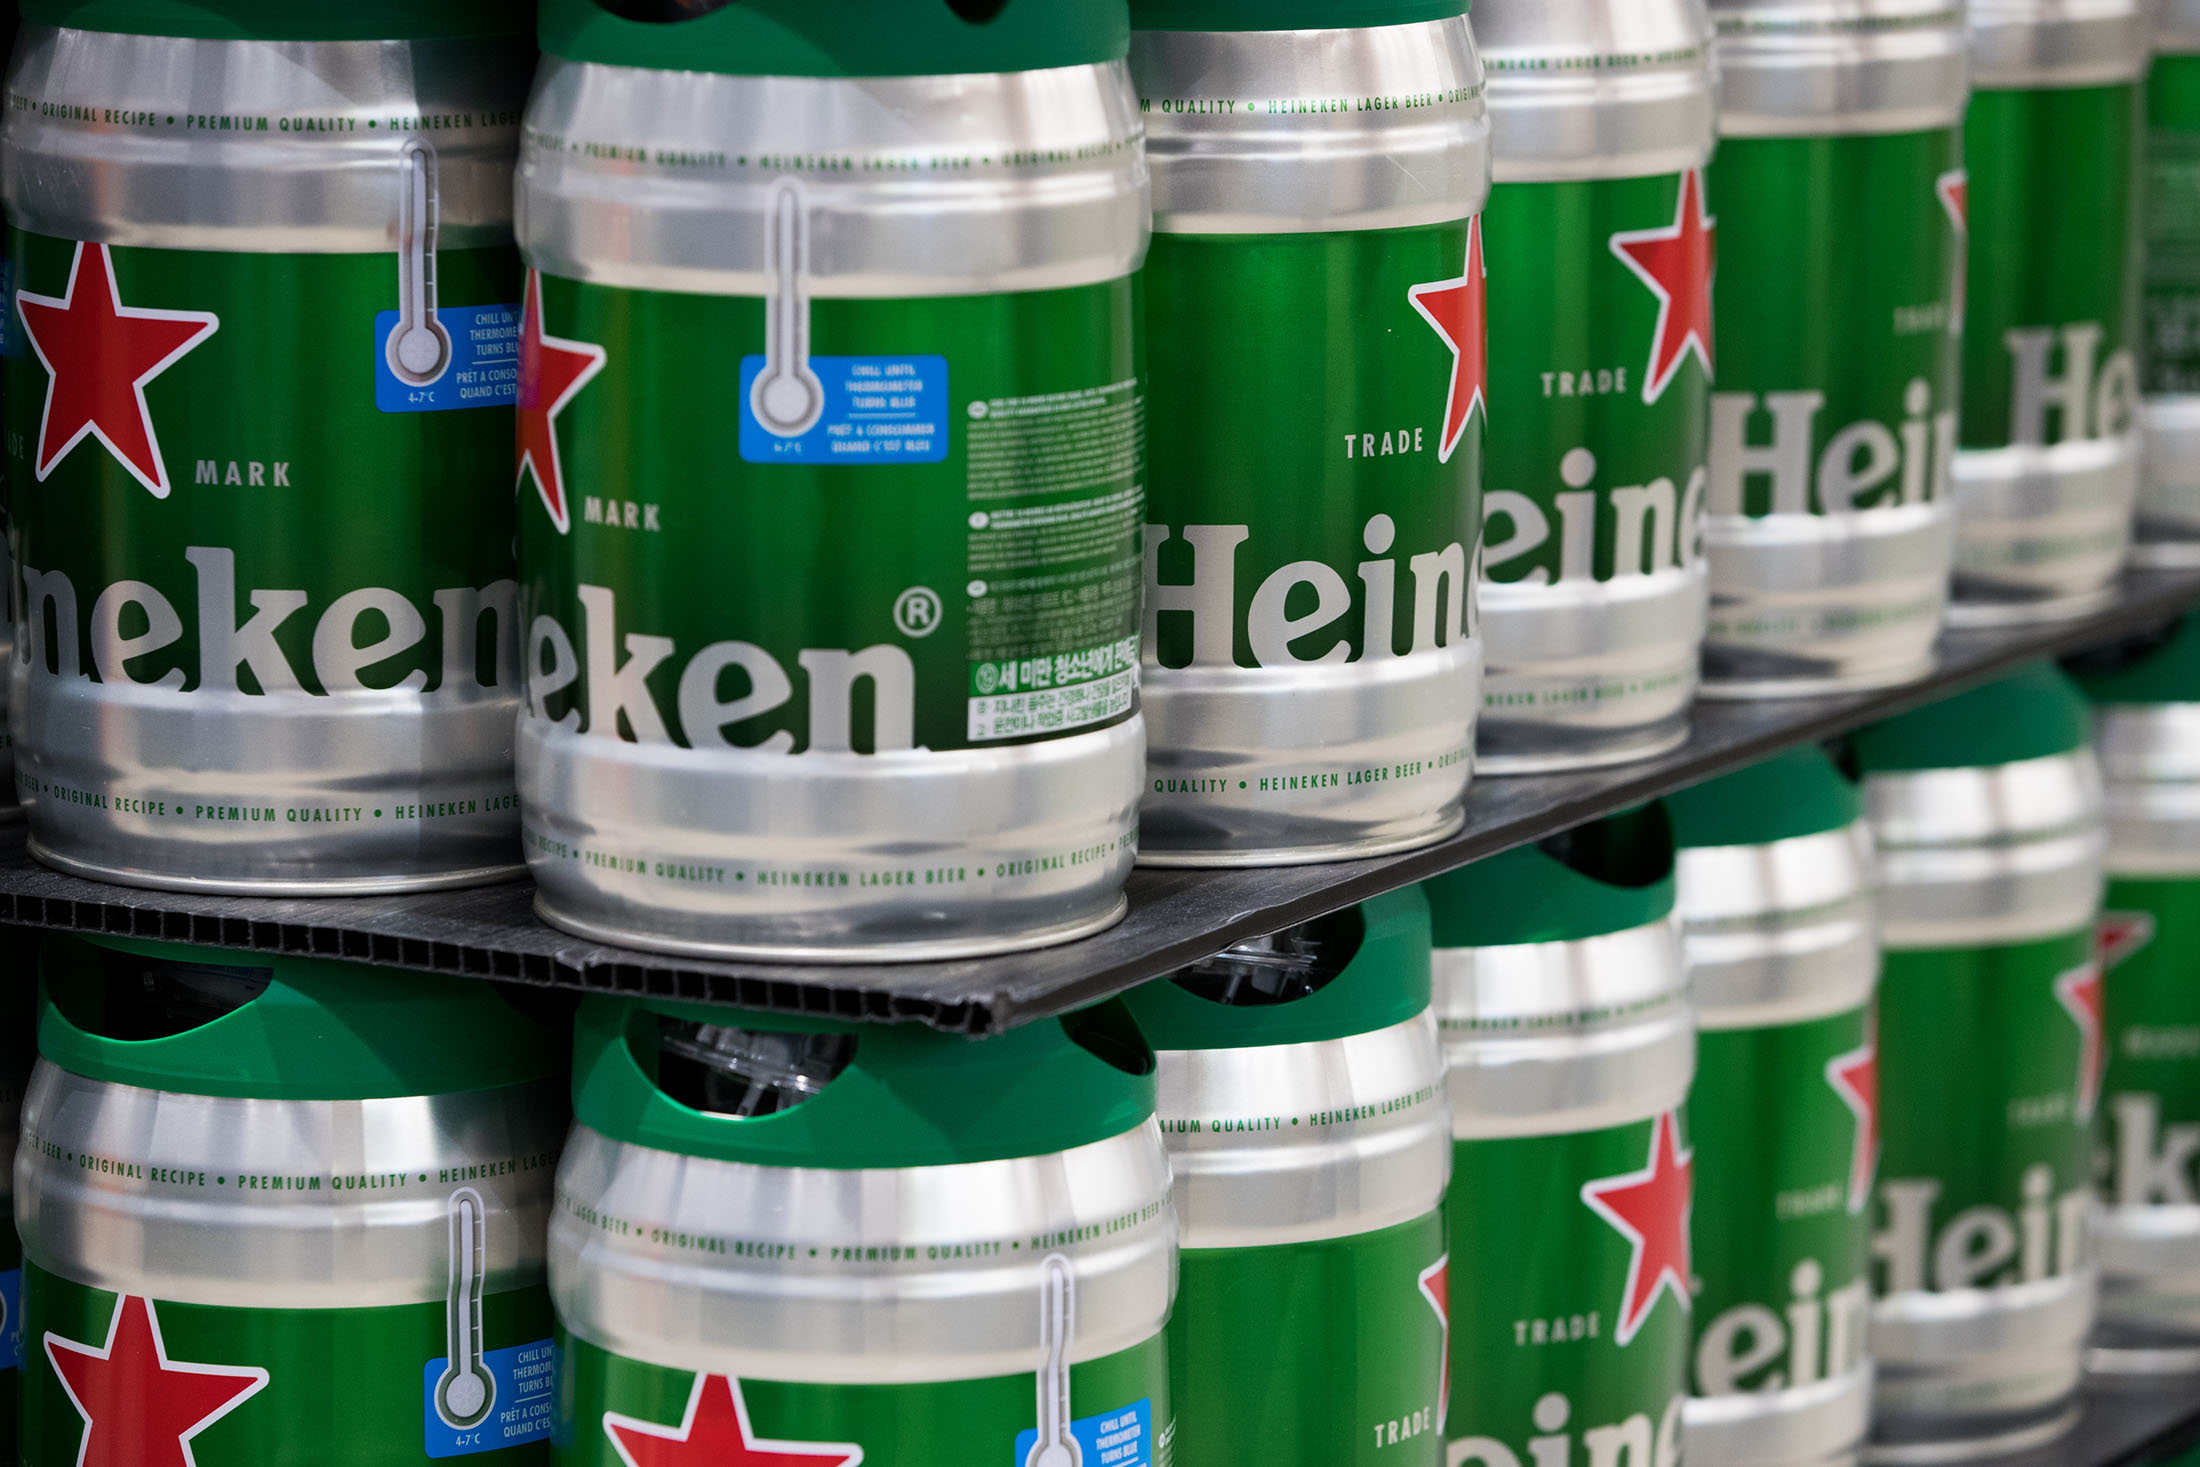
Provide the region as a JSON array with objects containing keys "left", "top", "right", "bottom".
[
  {"left": 541, "top": 0, "right": 1126, "bottom": 79},
  {"left": 1666, "top": 745, "right": 1862, "bottom": 851},
  {"left": 38, "top": 933, "right": 564, "bottom": 1101},
  {"left": 1129, "top": 0, "right": 1466, "bottom": 30},
  {"left": 23, "top": 0, "right": 530, "bottom": 39},
  {"left": 573, "top": 996, "right": 1156, "bottom": 1170},
  {"left": 1125, "top": 886, "right": 1432, "bottom": 1052},
  {"left": 1422, "top": 804, "right": 1676, "bottom": 950},
  {"left": 1847, "top": 660, "right": 2092, "bottom": 774},
  {"left": 2067, "top": 612, "right": 2200, "bottom": 707}
]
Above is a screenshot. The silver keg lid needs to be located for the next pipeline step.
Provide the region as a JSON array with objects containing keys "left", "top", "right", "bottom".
[
  {"left": 1707, "top": 0, "right": 1967, "bottom": 135},
  {"left": 1470, "top": 0, "right": 1716, "bottom": 183},
  {"left": 1968, "top": 0, "right": 2150, "bottom": 88}
]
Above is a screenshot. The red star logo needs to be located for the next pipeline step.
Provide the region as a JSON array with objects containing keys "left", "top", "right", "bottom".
[
  {"left": 1581, "top": 1110, "right": 1693, "bottom": 1345},
  {"left": 2056, "top": 962, "right": 2106, "bottom": 1122},
  {"left": 2098, "top": 910, "right": 2156, "bottom": 971},
  {"left": 605, "top": 1374, "right": 864, "bottom": 1467},
  {"left": 1938, "top": 170, "right": 1969, "bottom": 335},
  {"left": 1408, "top": 214, "right": 1488, "bottom": 465},
  {"left": 44, "top": 1294, "right": 268, "bottom": 1467},
  {"left": 15, "top": 242, "right": 219, "bottom": 500},
  {"left": 1610, "top": 169, "right": 1716, "bottom": 405},
  {"left": 1826, "top": 1017, "right": 1880, "bottom": 1216},
  {"left": 516, "top": 267, "right": 607, "bottom": 535},
  {"left": 1419, "top": 1255, "right": 1450, "bottom": 1431}
]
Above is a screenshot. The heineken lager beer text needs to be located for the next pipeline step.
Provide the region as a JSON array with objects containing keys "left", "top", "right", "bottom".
[
  {"left": 515, "top": 0, "right": 1148, "bottom": 958},
  {"left": 1126, "top": 891, "right": 1451, "bottom": 1466},
  {"left": 2070, "top": 617, "right": 2200, "bottom": 1369},
  {"left": 5, "top": 0, "right": 535, "bottom": 890},
  {"left": 1700, "top": 1, "right": 1965, "bottom": 696},
  {"left": 1949, "top": 0, "right": 2149, "bottom": 623},
  {"left": 16, "top": 935, "right": 566, "bottom": 1466},
  {"left": 1473, "top": 0, "right": 1716, "bottom": 772},
  {"left": 1850, "top": 666, "right": 2105, "bottom": 1458},
  {"left": 1671, "top": 751, "right": 1878, "bottom": 1466},
  {"left": 550, "top": 1000, "right": 1174, "bottom": 1467},
  {"left": 2139, "top": 0, "right": 2200, "bottom": 563},
  {"left": 1129, "top": 0, "right": 1488, "bottom": 864},
  {"left": 1425, "top": 808, "right": 1695, "bottom": 1465}
]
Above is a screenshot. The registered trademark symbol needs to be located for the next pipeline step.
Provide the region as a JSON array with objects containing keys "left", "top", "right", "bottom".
[{"left": 894, "top": 586, "right": 943, "bottom": 638}]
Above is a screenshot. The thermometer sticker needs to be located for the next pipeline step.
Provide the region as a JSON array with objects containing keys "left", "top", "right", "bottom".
[
  {"left": 434, "top": 1187, "right": 494, "bottom": 1430},
  {"left": 750, "top": 178, "right": 826, "bottom": 438},
  {"left": 1024, "top": 1254, "right": 1082, "bottom": 1467},
  {"left": 388, "top": 137, "right": 452, "bottom": 387}
]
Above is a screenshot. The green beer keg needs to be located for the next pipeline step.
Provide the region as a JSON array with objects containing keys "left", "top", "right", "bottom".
[
  {"left": 16, "top": 935, "right": 566, "bottom": 1465},
  {"left": 1426, "top": 808, "right": 1695, "bottom": 1464},
  {"left": 1672, "top": 750, "right": 1879, "bottom": 1467},
  {"left": 550, "top": 999, "right": 1176, "bottom": 1465},
  {"left": 1125, "top": 889, "right": 1451, "bottom": 1465},
  {"left": 1851, "top": 665, "right": 2105, "bottom": 1458}
]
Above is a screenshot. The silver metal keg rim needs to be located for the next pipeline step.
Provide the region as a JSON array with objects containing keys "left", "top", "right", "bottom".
[
  {"left": 1474, "top": 0, "right": 1718, "bottom": 182},
  {"left": 2163, "top": 0, "right": 2200, "bottom": 53},
  {"left": 1711, "top": 3, "right": 1968, "bottom": 133},
  {"left": 1968, "top": 0, "right": 2151, "bottom": 88}
]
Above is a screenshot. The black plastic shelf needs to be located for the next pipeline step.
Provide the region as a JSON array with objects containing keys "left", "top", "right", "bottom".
[
  {"left": 1, "top": 567, "right": 2198, "bottom": 1035},
  {"left": 2017, "top": 1373, "right": 2200, "bottom": 1467}
]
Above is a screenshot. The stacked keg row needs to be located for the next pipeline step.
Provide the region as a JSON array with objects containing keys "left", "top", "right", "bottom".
[
  {"left": 8, "top": 639, "right": 2200, "bottom": 1466},
  {"left": 0, "top": 0, "right": 2182, "bottom": 957}
]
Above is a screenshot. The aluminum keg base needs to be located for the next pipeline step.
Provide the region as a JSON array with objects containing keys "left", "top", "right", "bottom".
[
  {"left": 2128, "top": 537, "right": 2200, "bottom": 570},
  {"left": 533, "top": 891, "right": 1129, "bottom": 965},
  {"left": 2088, "top": 1343, "right": 2200, "bottom": 1378},
  {"left": 27, "top": 839, "right": 528, "bottom": 898},
  {"left": 1136, "top": 807, "right": 1465, "bottom": 869},
  {"left": 1944, "top": 586, "right": 2118, "bottom": 629},
  {"left": 1696, "top": 654, "right": 1936, "bottom": 702},
  {"left": 1475, "top": 721, "right": 1691, "bottom": 776},
  {"left": 1865, "top": 1407, "right": 2080, "bottom": 1466}
]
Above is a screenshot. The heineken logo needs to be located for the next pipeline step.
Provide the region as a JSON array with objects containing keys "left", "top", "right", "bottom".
[
  {"left": 1419, "top": 1255, "right": 1450, "bottom": 1433},
  {"left": 517, "top": 267, "right": 609, "bottom": 535},
  {"left": 530, "top": 584, "right": 917, "bottom": 753},
  {"left": 2054, "top": 962, "right": 2106, "bottom": 1123},
  {"left": 1825, "top": 1019, "right": 1879, "bottom": 1214},
  {"left": 1406, "top": 214, "right": 1489, "bottom": 464},
  {"left": 605, "top": 1373, "right": 864, "bottom": 1467},
  {"left": 1579, "top": 1111, "right": 1693, "bottom": 1346},
  {"left": 1694, "top": 1258, "right": 1869, "bottom": 1398},
  {"left": 2097, "top": 910, "right": 2155, "bottom": 971},
  {"left": 1143, "top": 513, "right": 1473, "bottom": 669},
  {"left": 44, "top": 1293, "right": 268, "bottom": 1467},
  {"left": 15, "top": 241, "right": 220, "bottom": 500},
  {"left": 1608, "top": 168, "right": 1715, "bottom": 405},
  {"left": 2111, "top": 1094, "right": 2200, "bottom": 1206},
  {"left": 1448, "top": 1391, "right": 1684, "bottom": 1467},
  {"left": 1708, "top": 378, "right": 1954, "bottom": 517},
  {"left": 2003, "top": 321, "right": 2137, "bottom": 447},
  {"left": 1873, "top": 1165, "right": 2088, "bottom": 1294}
]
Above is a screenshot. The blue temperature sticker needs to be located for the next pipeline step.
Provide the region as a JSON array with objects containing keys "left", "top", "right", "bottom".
[
  {"left": 375, "top": 303, "right": 521, "bottom": 414},
  {"left": 738, "top": 353, "right": 949, "bottom": 464},
  {"left": 422, "top": 1338, "right": 556, "bottom": 1458},
  {"left": 1012, "top": 1398, "right": 1153, "bottom": 1467},
  {"left": 0, "top": 1267, "right": 20, "bottom": 1373}
]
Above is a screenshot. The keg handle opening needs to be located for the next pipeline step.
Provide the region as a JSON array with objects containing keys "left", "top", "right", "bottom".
[
  {"left": 1025, "top": 1253, "right": 1082, "bottom": 1467},
  {"left": 434, "top": 1187, "right": 495, "bottom": 1429},
  {"left": 751, "top": 178, "right": 826, "bottom": 438},
  {"left": 388, "top": 138, "right": 452, "bottom": 387}
]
